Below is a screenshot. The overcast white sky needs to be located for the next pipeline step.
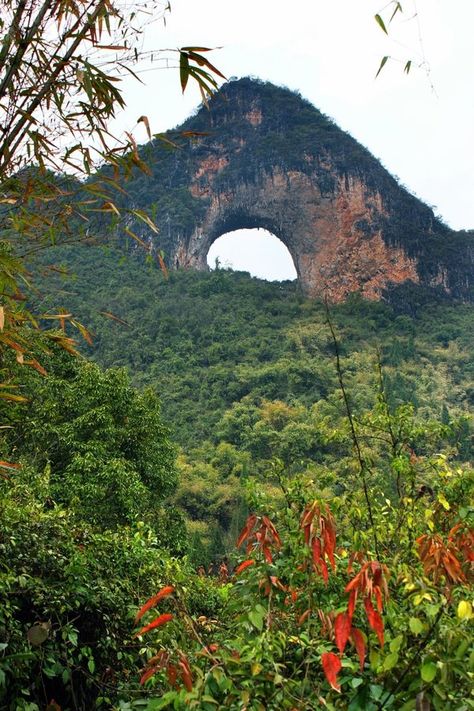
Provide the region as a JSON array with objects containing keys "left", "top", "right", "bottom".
[{"left": 113, "top": 1, "right": 474, "bottom": 280}]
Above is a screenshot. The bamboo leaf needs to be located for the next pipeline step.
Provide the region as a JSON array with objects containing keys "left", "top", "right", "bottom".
[
  {"left": 375, "top": 56, "right": 390, "bottom": 78},
  {"left": 180, "top": 51, "right": 190, "bottom": 93},
  {"left": 137, "top": 115, "right": 152, "bottom": 140},
  {"left": 375, "top": 14, "right": 388, "bottom": 35}
]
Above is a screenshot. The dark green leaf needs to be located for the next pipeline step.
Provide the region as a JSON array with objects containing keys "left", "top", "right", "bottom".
[
  {"left": 179, "top": 52, "right": 190, "bottom": 93},
  {"left": 375, "top": 56, "right": 389, "bottom": 78}
]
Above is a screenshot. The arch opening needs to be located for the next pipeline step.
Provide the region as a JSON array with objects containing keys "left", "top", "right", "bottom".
[{"left": 206, "top": 229, "right": 297, "bottom": 282}]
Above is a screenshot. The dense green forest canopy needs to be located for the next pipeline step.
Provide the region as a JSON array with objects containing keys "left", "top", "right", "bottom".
[
  {"left": 30, "top": 243, "right": 472, "bottom": 546},
  {"left": 35, "top": 245, "right": 473, "bottom": 442},
  {"left": 0, "top": 242, "right": 471, "bottom": 709}
]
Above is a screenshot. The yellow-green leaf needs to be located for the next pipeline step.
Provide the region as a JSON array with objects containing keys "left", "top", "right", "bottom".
[
  {"left": 437, "top": 492, "right": 450, "bottom": 510},
  {"left": 457, "top": 600, "right": 473, "bottom": 620},
  {"left": 409, "top": 617, "right": 424, "bottom": 635},
  {"left": 421, "top": 661, "right": 437, "bottom": 683},
  {"left": 251, "top": 662, "right": 263, "bottom": 676},
  {"left": 383, "top": 652, "right": 398, "bottom": 671},
  {"left": 375, "top": 14, "right": 388, "bottom": 34}
]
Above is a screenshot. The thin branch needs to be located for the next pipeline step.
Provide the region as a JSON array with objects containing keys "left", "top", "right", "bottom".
[
  {"left": 325, "top": 299, "right": 379, "bottom": 558},
  {"left": 377, "top": 605, "right": 445, "bottom": 709}
]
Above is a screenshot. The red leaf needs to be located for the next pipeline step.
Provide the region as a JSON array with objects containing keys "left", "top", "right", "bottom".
[
  {"left": 374, "top": 586, "right": 383, "bottom": 613},
  {"left": 270, "top": 575, "right": 286, "bottom": 591},
  {"left": 298, "top": 609, "right": 311, "bottom": 626},
  {"left": 147, "top": 651, "right": 168, "bottom": 668},
  {"left": 351, "top": 627, "right": 366, "bottom": 671},
  {"left": 371, "top": 562, "right": 382, "bottom": 586},
  {"left": 236, "top": 514, "right": 257, "bottom": 548},
  {"left": 301, "top": 505, "right": 316, "bottom": 528},
  {"left": 0, "top": 460, "right": 21, "bottom": 471},
  {"left": 312, "top": 538, "right": 322, "bottom": 566},
  {"left": 135, "top": 613, "right": 173, "bottom": 637},
  {"left": 364, "top": 597, "right": 384, "bottom": 647},
  {"left": 262, "top": 515, "right": 282, "bottom": 547},
  {"left": 178, "top": 660, "right": 193, "bottom": 691},
  {"left": 323, "top": 524, "right": 336, "bottom": 570},
  {"left": 262, "top": 545, "right": 273, "bottom": 564},
  {"left": 235, "top": 559, "right": 255, "bottom": 575},
  {"left": 345, "top": 570, "right": 362, "bottom": 593},
  {"left": 334, "top": 612, "right": 351, "bottom": 654},
  {"left": 348, "top": 589, "right": 358, "bottom": 620},
  {"left": 26, "top": 358, "right": 48, "bottom": 376},
  {"left": 135, "top": 586, "right": 175, "bottom": 623},
  {"left": 321, "top": 652, "right": 341, "bottom": 691},
  {"left": 364, "top": 595, "right": 374, "bottom": 620},
  {"left": 140, "top": 665, "right": 158, "bottom": 685},
  {"left": 167, "top": 663, "right": 178, "bottom": 687}
]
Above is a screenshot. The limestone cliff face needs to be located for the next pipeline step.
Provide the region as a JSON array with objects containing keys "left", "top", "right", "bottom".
[{"left": 126, "top": 78, "right": 473, "bottom": 303}]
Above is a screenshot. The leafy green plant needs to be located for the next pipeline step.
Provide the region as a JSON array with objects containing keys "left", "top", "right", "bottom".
[{"left": 133, "top": 397, "right": 473, "bottom": 710}]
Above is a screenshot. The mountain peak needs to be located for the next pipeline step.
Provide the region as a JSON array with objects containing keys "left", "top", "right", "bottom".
[{"left": 121, "top": 78, "right": 473, "bottom": 303}]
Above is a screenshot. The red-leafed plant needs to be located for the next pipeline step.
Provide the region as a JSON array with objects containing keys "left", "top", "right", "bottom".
[
  {"left": 300, "top": 501, "right": 337, "bottom": 582},
  {"left": 417, "top": 523, "right": 473, "bottom": 587},
  {"left": 236, "top": 513, "right": 282, "bottom": 563},
  {"left": 132, "top": 376, "right": 473, "bottom": 710}
]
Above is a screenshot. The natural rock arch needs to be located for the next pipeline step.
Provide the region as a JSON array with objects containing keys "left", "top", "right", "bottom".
[
  {"left": 126, "top": 78, "right": 473, "bottom": 303},
  {"left": 174, "top": 167, "right": 418, "bottom": 302},
  {"left": 185, "top": 212, "right": 299, "bottom": 280}
]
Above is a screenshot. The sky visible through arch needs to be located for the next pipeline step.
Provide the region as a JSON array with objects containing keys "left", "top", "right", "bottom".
[{"left": 207, "top": 230, "right": 298, "bottom": 282}]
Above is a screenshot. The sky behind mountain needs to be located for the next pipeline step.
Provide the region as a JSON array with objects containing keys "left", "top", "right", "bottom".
[{"left": 112, "top": 1, "right": 473, "bottom": 280}]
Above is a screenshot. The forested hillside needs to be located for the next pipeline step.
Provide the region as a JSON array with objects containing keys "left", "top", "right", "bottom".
[
  {"left": 0, "top": 237, "right": 472, "bottom": 709},
  {"left": 33, "top": 244, "right": 473, "bottom": 552},
  {"left": 94, "top": 78, "right": 474, "bottom": 304}
]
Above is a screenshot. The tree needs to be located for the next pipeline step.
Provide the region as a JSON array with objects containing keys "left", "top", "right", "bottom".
[
  {"left": 0, "top": 0, "right": 225, "bottom": 418},
  {"left": 0, "top": 0, "right": 223, "bottom": 180},
  {"left": 9, "top": 349, "right": 178, "bottom": 526},
  {"left": 134, "top": 405, "right": 474, "bottom": 710}
]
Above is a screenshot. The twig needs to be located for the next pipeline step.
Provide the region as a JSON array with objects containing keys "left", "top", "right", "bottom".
[
  {"left": 376, "top": 605, "right": 444, "bottom": 709},
  {"left": 324, "top": 299, "right": 379, "bottom": 558}
]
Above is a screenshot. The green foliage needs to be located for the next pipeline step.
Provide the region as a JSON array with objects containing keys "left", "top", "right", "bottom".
[
  {"left": 131, "top": 401, "right": 474, "bottom": 710},
  {"left": 32, "top": 249, "right": 473, "bottom": 560},
  {"left": 33, "top": 246, "right": 474, "bottom": 447},
  {"left": 8, "top": 351, "right": 178, "bottom": 528},
  {"left": 1, "top": 241, "right": 470, "bottom": 709},
  {"left": 0, "top": 455, "right": 223, "bottom": 709}
]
